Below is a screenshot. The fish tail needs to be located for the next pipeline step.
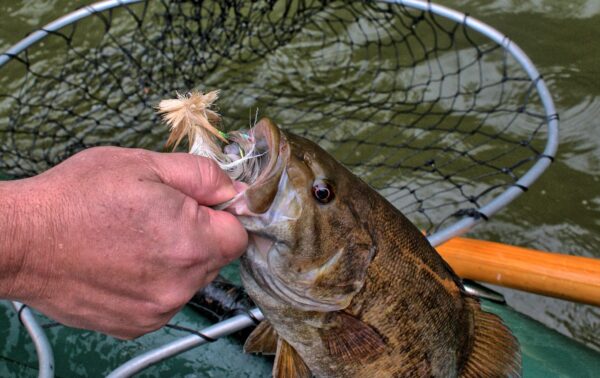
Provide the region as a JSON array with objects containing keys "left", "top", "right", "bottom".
[{"left": 459, "top": 297, "right": 521, "bottom": 378}]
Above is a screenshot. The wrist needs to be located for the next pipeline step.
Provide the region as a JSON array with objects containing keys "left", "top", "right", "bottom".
[{"left": 0, "top": 178, "right": 55, "bottom": 301}]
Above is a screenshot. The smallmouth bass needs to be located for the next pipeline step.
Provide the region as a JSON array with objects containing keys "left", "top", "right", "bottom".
[
  {"left": 160, "top": 97, "right": 520, "bottom": 377},
  {"left": 225, "top": 119, "right": 520, "bottom": 377}
]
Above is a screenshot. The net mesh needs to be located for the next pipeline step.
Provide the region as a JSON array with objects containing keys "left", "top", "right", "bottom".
[{"left": 0, "top": 0, "right": 550, "bottom": 235}]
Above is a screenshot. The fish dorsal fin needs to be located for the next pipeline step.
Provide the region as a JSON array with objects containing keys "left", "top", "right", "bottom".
[
  {"left": 321, "top": 312, "right": 386, "bottom": 363},
  {"left": 244, "top": 320, "right": 278, "bottom": 355},
  {"left": 460, "top": 298, "right": 522, "bottom": 378},
  {"left": 273, "top": 338, "right": 312, "bottom": 378}
]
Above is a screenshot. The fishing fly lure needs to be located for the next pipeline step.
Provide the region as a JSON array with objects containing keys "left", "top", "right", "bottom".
[{"left": 157, "top": 90, "right": 265, "bottom": 184}]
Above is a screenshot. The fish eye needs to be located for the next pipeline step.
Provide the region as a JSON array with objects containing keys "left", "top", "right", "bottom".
[{"left": 312, "top": 181, "right": 334, "bottom": 203}]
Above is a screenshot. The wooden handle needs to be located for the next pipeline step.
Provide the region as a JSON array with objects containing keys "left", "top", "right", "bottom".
[{"left": 437, "top": 237, "right": 600, "bottom": 307}]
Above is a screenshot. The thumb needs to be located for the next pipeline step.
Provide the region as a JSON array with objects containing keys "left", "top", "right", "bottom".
[{"left": 147, "top": 152, "right": 237, "bottom": 206}]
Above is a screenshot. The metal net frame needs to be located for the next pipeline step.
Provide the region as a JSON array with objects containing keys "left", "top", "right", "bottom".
[{"left": 0, "top": 0, "right": 558, "bottom": 376}]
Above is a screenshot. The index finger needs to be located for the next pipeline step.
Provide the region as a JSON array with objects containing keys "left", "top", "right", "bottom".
[{"left": 147, "top": 152, "right": 237, "bottom": 206}]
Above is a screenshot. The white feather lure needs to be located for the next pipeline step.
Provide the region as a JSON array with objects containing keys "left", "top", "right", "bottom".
[{"left": 157, "top": 90, "right": 263, "bottom": 183}]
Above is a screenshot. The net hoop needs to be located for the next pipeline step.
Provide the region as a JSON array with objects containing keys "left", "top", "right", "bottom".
[{"left": 0, "top": 0, "right": 558, "bottom": 376}]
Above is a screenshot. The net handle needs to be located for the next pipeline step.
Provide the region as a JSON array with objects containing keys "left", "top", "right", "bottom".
[{"left": 106, "top": 308, "right": 264, "bottom": 378}]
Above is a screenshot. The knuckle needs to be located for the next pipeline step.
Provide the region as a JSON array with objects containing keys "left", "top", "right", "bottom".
[
  {"left": 197, "top": 155, "right": 219, "bottom": 173},
  {"left": 170, "top": 234, "right": 205, "bottom": 268},
  {"left": 194, "top": 205, "right": 214, "bottom": 234},
  {"left": 155, "top": 290, "right": 190, "bottom": 314},
  {"left": 80, "top": 146, "right": 122, "bottom": 160},
  {"left": 180, "top": 195, "right": 201, "bottom": 223}
]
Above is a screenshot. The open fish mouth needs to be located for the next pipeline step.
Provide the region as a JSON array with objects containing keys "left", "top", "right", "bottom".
[
  {"left": 226, "top": 118, "right": 283, "bottom": 187},
  {"left": 213, "top": 118, "right": 287, "bottom": 214},
  {"left": 239, "top": 119, "right": 288, "bottom": 212},
  {"left": 228, "top": 120, "right": 301, "bottom": 234}
]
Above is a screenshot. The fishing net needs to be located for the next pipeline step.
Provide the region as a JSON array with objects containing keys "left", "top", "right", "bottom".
[
  {"left": 0, "top": 0, "right": 558, "bottom": 375},
  {"left": 0, "top": 0, "right": 556, "bottom": 239}
]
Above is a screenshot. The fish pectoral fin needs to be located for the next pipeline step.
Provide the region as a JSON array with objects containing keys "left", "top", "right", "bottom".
[
  {"left": 459, "top": 298, "right": 521, "bottom": 378},
  {"left": 273, "top": 339, "right": 312, "bottom": 378},
  {"left": 321, "top": 312, "right": 386, "bottom": 363},
  {"left": 244, "top": 320, "right": 279, "bottom": 355}
]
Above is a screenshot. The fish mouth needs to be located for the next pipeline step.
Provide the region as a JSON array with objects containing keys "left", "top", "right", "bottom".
[
  {"left": 213, "top": 118, "right": 287, "bottom": 214},
  {"left": 251, "top": 118, "right": 284, "bottom": 184},
  {"left": 239, "top": 118, "right": 288, "bottom": 214}
]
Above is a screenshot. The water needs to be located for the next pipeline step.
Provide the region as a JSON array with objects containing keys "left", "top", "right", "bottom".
[
  {"left": 0, "top": 0, "right": 598, "bottom": 356},
  {"left": 443, "top": 0, "right": 600, "bottom": 352}
]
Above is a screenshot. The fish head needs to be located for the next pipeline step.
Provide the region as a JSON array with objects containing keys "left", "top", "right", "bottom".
[{"left": 233, "top": 118, "right": 377, "bottom": 313}]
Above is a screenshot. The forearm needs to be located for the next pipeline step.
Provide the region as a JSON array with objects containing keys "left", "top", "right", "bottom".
[{"left": 0, "top": 178, "right": 53, "bottom": 301}]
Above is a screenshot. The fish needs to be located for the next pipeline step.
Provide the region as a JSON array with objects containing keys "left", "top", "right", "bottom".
[
  {"left": 160, "top": 93, "right": 521, "bottom": 377},
  {"left": 226, "top": 119, "right": 520, "bottom": 377}
]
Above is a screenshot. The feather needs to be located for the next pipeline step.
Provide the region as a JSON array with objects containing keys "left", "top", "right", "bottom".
[
  {"left": 157, "top": 90, "right": 226, "bottom": 149},
  {"left": 157, "top": 90, "right": 264, "bottom": 184}
]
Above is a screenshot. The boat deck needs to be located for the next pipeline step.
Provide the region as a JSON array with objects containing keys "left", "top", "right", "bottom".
[{"left": 1, "top": 298, "right": 599, "bottom": 377}]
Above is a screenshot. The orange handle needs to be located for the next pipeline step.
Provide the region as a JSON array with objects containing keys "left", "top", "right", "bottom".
[{"left": 437, "top": 237, "right": 600, "bottom": 307}]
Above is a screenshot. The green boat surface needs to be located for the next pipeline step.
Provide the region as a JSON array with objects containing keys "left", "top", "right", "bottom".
[{"left": 1, "top": 296, "right": 598, "bottom": 377}]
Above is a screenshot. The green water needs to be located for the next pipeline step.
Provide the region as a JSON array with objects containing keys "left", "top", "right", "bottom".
[
  {"left": 0, "top": 0, "right": 598, "bottom": 361},
  {"left": 441, "top": 0, "right": 600, "bottom": 352}
]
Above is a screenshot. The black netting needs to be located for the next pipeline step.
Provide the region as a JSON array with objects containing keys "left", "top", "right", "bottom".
[{"left": 0, "top": 0, "right": 550, "bottom": 235}]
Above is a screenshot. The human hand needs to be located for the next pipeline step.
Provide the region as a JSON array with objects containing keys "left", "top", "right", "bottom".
[{"left": 0, "top": 147, "right": 247, "bottom": 339}]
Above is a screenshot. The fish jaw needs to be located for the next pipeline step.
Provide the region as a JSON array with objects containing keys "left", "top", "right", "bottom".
[
  {"left": 241, "top": 118, "right": 288, "bottom": 214},
  {"left": 242, "top": 244, "right": 356, "bottom": 312},
  {"left": 240, "top": 248, "right": 354, "bottom": 313}
]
